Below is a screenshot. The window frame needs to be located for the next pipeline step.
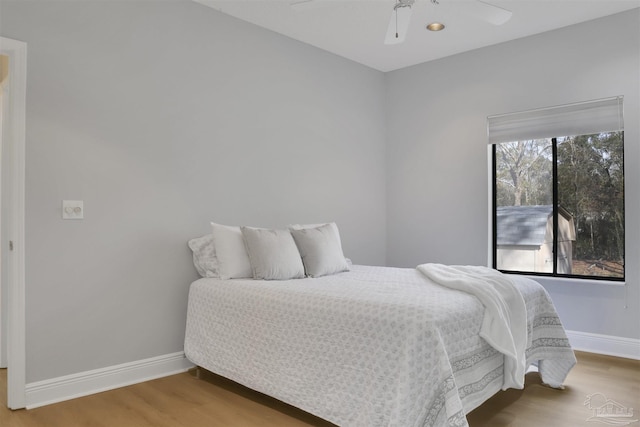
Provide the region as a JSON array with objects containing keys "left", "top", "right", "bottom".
[{"left": 490, "top": 135, "right": 625, "bottom": 283}]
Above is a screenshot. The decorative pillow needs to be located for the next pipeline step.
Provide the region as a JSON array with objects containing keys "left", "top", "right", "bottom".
[
  {"left": 289, "top": 222, "right": 349, "bottom": 262},
  {"left": 241, "top": 227, "right": 305, "bottom": 280},
  {"left": 289, "top": 222, "right": 343, "bottom": 246},
  {"left": 290, "top": 223, "right": 350, "bottom": 278},
  {"left": 210, "top": 222, "right": 253, "bottom": 279},
  {"left": 187, "top": 234, "right": 219, "bottom": 278}
]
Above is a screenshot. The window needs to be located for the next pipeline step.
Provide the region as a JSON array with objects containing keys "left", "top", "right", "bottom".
[{"left": 488, "top": 97, "right": 624, "bottom": 281}]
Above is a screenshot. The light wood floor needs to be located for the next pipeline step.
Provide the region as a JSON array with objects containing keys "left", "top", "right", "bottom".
[{"left": 1, "top": 351, "right": 638, "bottom": 427}]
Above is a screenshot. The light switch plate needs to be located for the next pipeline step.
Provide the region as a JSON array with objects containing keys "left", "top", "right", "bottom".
[{"left": 62, "top": 200, "right": 84, "bottom": 219}]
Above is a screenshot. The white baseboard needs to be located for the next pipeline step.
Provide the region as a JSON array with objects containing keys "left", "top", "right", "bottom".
[
  {"left": 21, "top": 333, "right": 638, "bottom": 409},
  {"left": 566, "top": 330, "right": 640, "bottom": 360},
  {"left": 25, "top": 351, "right": 194, "bottom": 409}
]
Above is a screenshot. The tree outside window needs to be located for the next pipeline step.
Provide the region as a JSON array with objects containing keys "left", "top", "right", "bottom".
[{"left": 493, "top": 131, "right": 624, "bottom": 280}]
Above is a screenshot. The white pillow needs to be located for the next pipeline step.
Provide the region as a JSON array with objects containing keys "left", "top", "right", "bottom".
[
  {"left": 290, "top": 223, "right": 350, "bottom": 278},
  {"left": 210, "top": 222, "right": 253, "bottom": 279},
  {"left": 241, "top": 227, "right": 305, "bottom": 280},
  {"left": 187, "top": 234, "right": 219, "bottom": 278}
]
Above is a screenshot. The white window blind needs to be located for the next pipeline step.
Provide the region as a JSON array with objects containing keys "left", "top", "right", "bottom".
[{"left": 487, "top": 96, "right": 624, "bottom": 144}]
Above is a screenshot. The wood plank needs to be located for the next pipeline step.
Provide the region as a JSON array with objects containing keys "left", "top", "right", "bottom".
[{"left": 2, "top": 351, "right": 638, "bottom": 426}]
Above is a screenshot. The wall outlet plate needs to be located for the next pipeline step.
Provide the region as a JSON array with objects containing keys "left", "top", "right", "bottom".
[{"left": 62, "top": 200, "right": 84, "bottom": 219}]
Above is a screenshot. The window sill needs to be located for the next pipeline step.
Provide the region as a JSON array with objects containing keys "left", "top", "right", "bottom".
[{"left": 522, "top": 274, "right": 626, "bottom": 287}]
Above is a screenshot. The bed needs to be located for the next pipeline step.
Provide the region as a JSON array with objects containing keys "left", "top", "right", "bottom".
[{"left": 184, "top": 262, "right": 576, "bottom": 427}]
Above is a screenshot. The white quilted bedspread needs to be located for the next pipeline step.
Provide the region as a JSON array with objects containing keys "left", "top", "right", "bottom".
[{"left": 184, "top": 265, "right": 576, "bottom": 427}]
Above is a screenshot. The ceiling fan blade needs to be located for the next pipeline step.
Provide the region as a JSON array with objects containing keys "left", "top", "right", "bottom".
[
  {"left": 465, "top": 0, "right": 512, "bottom": 26},
  {"left": 290, "top": 0, "right": 325, "bottom": 11},
  {"left": 384, "top": 4, "right": 413, "bottom": 45}
]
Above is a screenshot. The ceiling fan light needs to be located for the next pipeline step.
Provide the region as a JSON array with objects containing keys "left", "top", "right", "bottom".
[{"left": 426, "top": 22, "right": 445, "bottom": 31}]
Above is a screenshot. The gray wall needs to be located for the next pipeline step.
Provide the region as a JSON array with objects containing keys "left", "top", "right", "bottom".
[
  {"left": 2, "top": 0, "right": 638, "bottom": 386},
  {"left": 0, "top": 0, "right": 387, "bottom": 383},
  {"left": 385, "top": 10, "right": 640, "bottom": 339}
]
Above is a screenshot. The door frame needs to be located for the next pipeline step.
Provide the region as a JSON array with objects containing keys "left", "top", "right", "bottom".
[{"left": 0, "top": 36, "right": 27, "bottom": 410}]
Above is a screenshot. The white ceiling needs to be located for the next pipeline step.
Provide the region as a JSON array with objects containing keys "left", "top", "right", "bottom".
[{"left": 193, "top": 0, "right": 639, "bottom": 72}]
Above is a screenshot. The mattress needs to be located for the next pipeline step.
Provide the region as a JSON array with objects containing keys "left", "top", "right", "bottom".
[{"left": 184, "top": 264, "right": 576, "bottom": 427}]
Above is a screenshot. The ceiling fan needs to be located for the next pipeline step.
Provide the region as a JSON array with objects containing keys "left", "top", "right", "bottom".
[{"left": 384, "top": 0, "right": 513, "bottom": 45}]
